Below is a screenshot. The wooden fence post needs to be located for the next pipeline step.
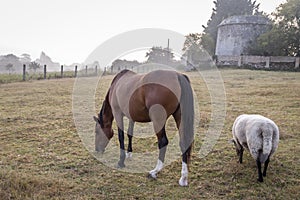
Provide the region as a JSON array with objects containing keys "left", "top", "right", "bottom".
[
  {"left": 265, "top": 57, "right": 270, "bottom": 68},
  {"left": 238, "top": 56, "right": 242, "bottom": 67},
  {"left": 61, "top": 65, "right": 63, "bottom": 78},
  {"left": 44, "top": 65, "right": 47, "bottom": 79},
  {"left": 295, "top": 57, "right": 300, "bottom": 69},
  {"left": 23, "top": 64, "right": 26, "bottom": 81},
  {"left": 75, "top": 65, "right": 78, "bottom": 77}
]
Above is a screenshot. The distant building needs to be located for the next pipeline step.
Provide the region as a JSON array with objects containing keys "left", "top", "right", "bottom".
[
  {"left": 110, "top": 59, "right": 141, "bottom": 73},
  {"left": 35, "top": 51, "right": 60, "bottom": 71},
  {"left": 215, "top": 15, "right": 270, "bottom": 56}
]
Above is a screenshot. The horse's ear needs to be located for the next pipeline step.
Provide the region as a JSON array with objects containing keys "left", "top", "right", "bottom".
[{"left": 93, "top": 116, "right": 100, "bottom": 123}]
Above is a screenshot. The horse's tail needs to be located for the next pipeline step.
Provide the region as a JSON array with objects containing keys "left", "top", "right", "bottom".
[{"left": 177, "top": 74, "right": 194, "bottom": 157}]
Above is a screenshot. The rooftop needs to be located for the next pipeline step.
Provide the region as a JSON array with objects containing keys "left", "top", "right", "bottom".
[{"left": 218, "top": 15, "right": 270, "bottom": 27}]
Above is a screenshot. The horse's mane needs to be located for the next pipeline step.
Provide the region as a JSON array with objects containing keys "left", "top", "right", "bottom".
[
  {"left": 98, "top": 69, "right": 133, "bottom": 127},
  {"left": 98, "top": 103, "right": 105, "bottom": 128},
  {"left": 110, "top": 69, "right": 132, "bottom": 85}
]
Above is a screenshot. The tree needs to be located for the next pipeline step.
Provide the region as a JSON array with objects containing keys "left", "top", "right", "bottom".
[
  {"left": 20, "top": 53, "right": 31, "bottom": 64},
  {"left": 182, "top": 33, "right": 210, "bottom": 70},
  {"left": 182, "top": 33, "right": 202, "bottom": 52},
  {"left": 4, "top": 54, "right": 18, "bottom": 59},
  {"left": 29, "top": 61, "right": 41, "bottom": 73},
  {"left": 0, "top": 54, "right": 22, "bottom": 73},
  {"left": 248, "top": 0, "right": 300, "bottom": 56},
  {"left": 5, "top": 63, "right": 14, "bottom": 74},
  {"left": 145, "top": 47, "right": 174, "bottom": 65},
  {"left": 200, "top": 0, "right": 261, "bottom": 55}
]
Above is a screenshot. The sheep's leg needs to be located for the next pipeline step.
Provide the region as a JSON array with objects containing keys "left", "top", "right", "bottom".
[
  {"left": 239, "top": 147, "right": 244, "bottom": 164},
  {"left": 263, "top": 156, "right": 270, "bottom": 177},
  {"left": 256, "top": 159, "right": 263, "bottom": 182},
  {"left": 234, "top": 139, "right": 244, "bottom": 164}
]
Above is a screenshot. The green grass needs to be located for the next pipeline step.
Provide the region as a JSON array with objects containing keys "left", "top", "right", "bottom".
[
  {"left": 0, "top": 69, "right": 299, "bottom": 199},
  {"left": 0, "top": 73, "right": 24, "bottom": 83}
]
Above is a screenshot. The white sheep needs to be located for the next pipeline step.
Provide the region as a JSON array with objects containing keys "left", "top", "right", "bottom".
[{"left": 231, "top": 114, "right": 279, "bottom": 182}]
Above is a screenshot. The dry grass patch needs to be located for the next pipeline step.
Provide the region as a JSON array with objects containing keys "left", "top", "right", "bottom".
[{"left": 0, "top": 69, "right": 299, "bottom": 199}]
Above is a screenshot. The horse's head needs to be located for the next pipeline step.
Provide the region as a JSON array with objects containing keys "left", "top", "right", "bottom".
[{"left": 93, "top": 113, "right": 114, "bottom": 153}]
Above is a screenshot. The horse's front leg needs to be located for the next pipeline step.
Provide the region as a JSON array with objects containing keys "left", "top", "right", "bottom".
[
  {"left": 126, "top": 120, "right": 134, "bottom": 159},
  {"left": 148, "top": 126, "right": 168, "bottom": 179},
  {"left": 116, "top": 116, "right": 126, "bottom": 168}
]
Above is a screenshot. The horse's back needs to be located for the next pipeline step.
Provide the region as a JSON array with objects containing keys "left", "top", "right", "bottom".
[
  {"left": 111, "top": 70, "right": 183, "bottom": 122},
  {"left": 142, "top": 70, "right": 181, "bottom": 113}
]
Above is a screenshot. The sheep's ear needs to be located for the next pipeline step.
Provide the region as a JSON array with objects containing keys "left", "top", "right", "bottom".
[{"left": 93, "top": 116, "right": 100, "bottom": 123}]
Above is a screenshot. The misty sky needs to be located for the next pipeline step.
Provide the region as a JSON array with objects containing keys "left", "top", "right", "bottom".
[{"left": 0, "top": 0, "right": 285, "bottom": 65}]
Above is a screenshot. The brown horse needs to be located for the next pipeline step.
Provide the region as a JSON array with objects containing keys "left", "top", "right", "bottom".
[{"left": 93, "top": 69, "right": 194, "bottom": 186}]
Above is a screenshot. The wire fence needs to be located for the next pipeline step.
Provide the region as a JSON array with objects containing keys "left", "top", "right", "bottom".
[{"left": 0, "top": 64, "right": 107, "bottom": 84}]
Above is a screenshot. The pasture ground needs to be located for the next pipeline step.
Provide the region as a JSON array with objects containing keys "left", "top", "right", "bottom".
[{"left": 0, "top": 69, "right": 299, "bottom": 199}]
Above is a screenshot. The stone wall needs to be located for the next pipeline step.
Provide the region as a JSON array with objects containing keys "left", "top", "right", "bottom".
[{"left": 216, "top": 55, "right": 300, "bottom": 71}]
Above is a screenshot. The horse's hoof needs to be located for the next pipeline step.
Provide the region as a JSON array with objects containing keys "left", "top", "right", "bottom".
[
  {"left": 117, "top": 162, "right": 125, "bottom": 168},
  {"left": 257, "top": 178, "right": 263, "bottom": 182},
  {"left": 126, "top": 152, "right": 132, "bottom": 160},
  {"left": 179, "top": 177, "right": 188, "bottom": 187}
]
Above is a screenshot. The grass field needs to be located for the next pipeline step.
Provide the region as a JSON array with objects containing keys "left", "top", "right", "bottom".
[{"left": 0, "top": 69, "right": 299, "bottom": 199}]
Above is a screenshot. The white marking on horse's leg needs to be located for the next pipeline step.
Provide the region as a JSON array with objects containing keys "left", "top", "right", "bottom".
[
  {"left": 149, "top": 159, "right": 164, "bottom": 179},
  {"left": 126, "top": 152, "right": 132, "bottom": 159},
  {"left": 179, "top": 162, "right": 188, "bottom": 186}
]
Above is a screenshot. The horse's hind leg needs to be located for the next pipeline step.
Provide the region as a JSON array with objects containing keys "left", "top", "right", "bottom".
[
  {"left": 148, "top": 126, "right": 168, "bottom": 179},
  {"left": 126, "top": 120, "right": 134, "bottom": 159},
  {"left": 179, "top": 144, "right": 192, "bottom": 186},
  {"left": 148, "top": 104, "right": 168, "bottom": 179},
  {"left": 173, "top": 108, "right": 193, "bottom": 186}
]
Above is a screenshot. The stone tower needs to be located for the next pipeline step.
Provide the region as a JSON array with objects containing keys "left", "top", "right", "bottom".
[{"left": 215, "top": 15, "right": 270, "bottom": 56}]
